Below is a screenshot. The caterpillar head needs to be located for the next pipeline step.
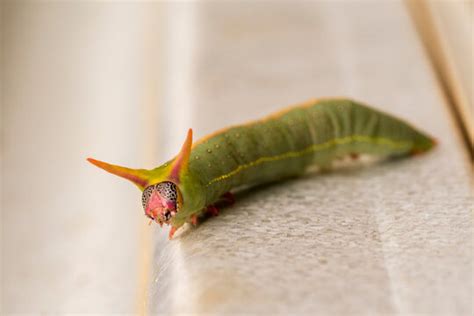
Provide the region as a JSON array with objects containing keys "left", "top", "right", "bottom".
[
  {"left": 87, "top": 129, "right": 193, "bottom": 228},
  {"left": 142, "top": 181, "right": 182, "bottom": 226}
]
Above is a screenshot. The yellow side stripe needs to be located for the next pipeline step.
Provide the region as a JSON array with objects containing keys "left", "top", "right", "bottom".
[{"left": 206, "top": 135, "right": 412, "bottom": 186}]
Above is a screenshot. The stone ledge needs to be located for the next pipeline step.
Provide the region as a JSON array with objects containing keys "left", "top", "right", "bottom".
[{"left": 147, "top": 1, "right": 472, "bottom": 315}]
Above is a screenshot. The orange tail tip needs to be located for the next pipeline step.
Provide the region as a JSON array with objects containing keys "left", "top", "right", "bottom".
[{"left": 87, "top": 157, "right": 150, "bottom": 190}]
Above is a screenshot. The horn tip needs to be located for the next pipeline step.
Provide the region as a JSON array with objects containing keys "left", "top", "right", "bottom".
[
  {"left": 87, "top": 157, "right": 109, "bottom": 170},
  {"left": 87, "top": 157, "right": 100, "bottom": 165}
]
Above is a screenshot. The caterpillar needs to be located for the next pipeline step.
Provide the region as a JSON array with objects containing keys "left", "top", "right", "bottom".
[{"left": 87, "top": 98, "right": 436, "bottom": 238}]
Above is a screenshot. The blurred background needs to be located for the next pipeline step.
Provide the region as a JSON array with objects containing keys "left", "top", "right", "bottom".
[{"left": 1, "top": 1, "right": 472, "bottom": 314}]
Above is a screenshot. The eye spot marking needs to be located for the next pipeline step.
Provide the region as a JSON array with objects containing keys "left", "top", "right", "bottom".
[
  {"left": 214, "top": 144, "right": 220, "bottom": 149},
  {"left": 141, "top": 185, "right": 154, "bottom": 209},
  {"left": 195, "top": 155, "right": 200, "bottom": 160},
  {"left": 207, "top": 163, "right": 212, "bottom": 167},
  {"left": 207, "top": 149, "right": 212, "bottom": 153}
]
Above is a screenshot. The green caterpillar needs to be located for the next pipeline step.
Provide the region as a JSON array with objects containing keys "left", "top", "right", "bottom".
[{"left": 88, "top": 98, "right": 436, "bottom": 238}]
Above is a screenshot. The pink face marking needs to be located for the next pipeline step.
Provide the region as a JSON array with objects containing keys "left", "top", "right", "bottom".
[
  {"left": 145, "top": 191, "right": 165, "bottom": 219},
  {"left": 141, "top": 182, "right": 179, "bottom": 225}
]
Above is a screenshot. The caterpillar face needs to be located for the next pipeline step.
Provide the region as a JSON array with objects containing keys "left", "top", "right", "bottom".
[{"left": 142, "top": 181, "right": 180, "bottom": 226}]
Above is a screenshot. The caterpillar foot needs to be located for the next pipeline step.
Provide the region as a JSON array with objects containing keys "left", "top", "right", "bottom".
[
  {"left": 191, "top": 214, "right": 199, "bottom": 226},
  {"left": 220, "top": 192, "right": 235, "bottom": 206},
  {"left": 206, "top": 205, "right": 219, "bottom": 217},
  {"left": 169, "top": 226, "right": 178, "bottom": 239}
]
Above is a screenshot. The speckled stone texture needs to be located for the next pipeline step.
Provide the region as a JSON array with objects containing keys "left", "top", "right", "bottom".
[{"left": 148, "top": 1, "right": 472, "bottom": 315}]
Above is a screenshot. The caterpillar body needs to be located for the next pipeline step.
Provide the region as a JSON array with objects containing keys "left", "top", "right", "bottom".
[{"left": 88, "top": 98, "right": 435, "bottom": 238}]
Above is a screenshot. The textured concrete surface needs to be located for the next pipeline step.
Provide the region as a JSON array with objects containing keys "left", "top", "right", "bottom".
[{"left": 148, "top": 2, "right": 472, "bottom": 315}]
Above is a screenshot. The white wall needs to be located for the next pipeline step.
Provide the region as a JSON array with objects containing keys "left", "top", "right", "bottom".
[{"left": 2, "top": 2, "right": 164, "bottom": 313}]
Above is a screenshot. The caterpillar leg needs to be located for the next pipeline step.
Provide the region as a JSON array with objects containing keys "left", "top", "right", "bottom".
[
  {"left": 191, "top": 214, "right": 199, "bottom": 226},
  {"left": 350, "top": 153, "right": 359, "bottom": 160},
  {"left": 220, "top": 192, "right": 235, "bottom": 206},
  {"left": 169, "top": 226, "right": 178, "bottom": 239},
  {"left": 187, "top": 205, "right": 219, "bottom": 228},
  {"left": 410, "top": 148, "right": 426, "bottom": 156},
  {"left": 206, "top": 205, "right": 220, "bottom": 217}
]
